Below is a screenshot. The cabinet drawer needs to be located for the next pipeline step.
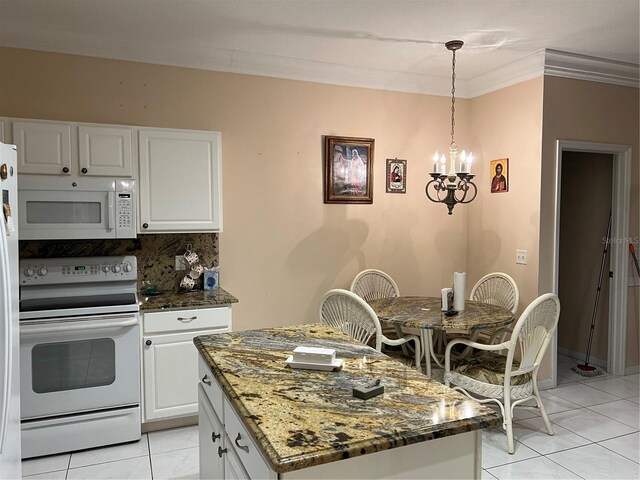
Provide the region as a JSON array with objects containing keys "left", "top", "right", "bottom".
[
  {"left": 144, "top": 307, "right": 230, "bottom": 334},
  {"left": 224, "top": 398, "right": 272, "bottom": 480},
  {"left": 199, "top": 356, "right": 224, "bottom": 420}
]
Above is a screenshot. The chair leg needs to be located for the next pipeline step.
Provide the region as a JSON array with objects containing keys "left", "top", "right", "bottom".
[
  {"left": 413, "top": 337, "right": 422, "bottom": 374},
  {"left": 532, "top": 380, "right": 554, "bottom": 435},
  {"left": 394, "top": 325, "right": 410, "bottom": 356},
  {"left": 503, "top": 396, "right": 515, "bottom": 454}
]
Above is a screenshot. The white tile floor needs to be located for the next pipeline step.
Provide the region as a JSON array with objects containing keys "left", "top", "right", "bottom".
[{"left": 21, "top": 354, "right": 640, "bottom": 479}]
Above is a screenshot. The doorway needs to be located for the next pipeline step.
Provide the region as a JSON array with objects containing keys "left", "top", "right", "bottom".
[
  {"left": 557, "top": 152, "right": 613, "bottom": 377},
  {"left": 552, "top": 141, "right": 632, "bottom": 383}
]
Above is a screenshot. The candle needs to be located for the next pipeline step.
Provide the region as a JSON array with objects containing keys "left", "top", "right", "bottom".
[
  {"left": 433, "top": 151, "right": 439, "bottom": 173},
  {"left": 467, "top": 153, "right": 473, "bottom": 174},
  {"left": 460, "top": 150, "right": 467, "bottom": 173},
  {"left": 440, "top": 154, "right": 446, "bottom": 175}
]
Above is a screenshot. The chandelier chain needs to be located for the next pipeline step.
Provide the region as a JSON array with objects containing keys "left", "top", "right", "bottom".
[{"left": 451, "top": 48, "right": 456, "bottom": 146}]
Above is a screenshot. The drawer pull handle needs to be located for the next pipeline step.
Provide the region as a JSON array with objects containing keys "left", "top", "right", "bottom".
[
  {"left": 211, "top": 431, "right": 221, "bottom": 443},
  {"left": 217, "top": 446, "right": 227, "bottom": 458},
  {"left": 234, "top": 433, "right": 249, "bottom": 453},
  {"left": 177, "top": 316, "right": 197, "bottom": 322},
  {"left": 202, "top": 375, "right": 211, "bottom": 386}
]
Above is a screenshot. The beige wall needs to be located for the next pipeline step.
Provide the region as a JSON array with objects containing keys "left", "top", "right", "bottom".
[
  {"left": 558, "top": 152, "right": 613, "bottom": 364},
  {"left": 0, "top": 47, "right": 469, "bottom": 332},
  {"left": 466, "top": 78, "right": 544, "bottom": 316},
  {"left": 540, "top": 76, "right": 640, "bottom": 370}
]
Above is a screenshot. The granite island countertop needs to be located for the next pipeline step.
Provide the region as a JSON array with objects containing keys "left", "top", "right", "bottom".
[
  {"left": 139, "top": 287, "right": 238, "bottom": 311},
  {"left": 194, "top": 323, "right": 502, "bottom": 474}
]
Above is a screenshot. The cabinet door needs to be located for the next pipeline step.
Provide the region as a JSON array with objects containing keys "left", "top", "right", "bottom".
[
  {"left": 143, "top": 330, "right": 209, "bottom": 421},
  {"left": 224, "top": 441, "right": 250, "bottom": 480},
  {"left": 78, "top": 125, "right": 132, "bottom": 177},
  {"left": 138, "top": 129, "right": 222, "bottom": 232},
  {"left": 198, "top": 386, "right": 225, "bottom": 480},
  {"left": 13, "top": 121, "right": 72, "bottom": 175}
]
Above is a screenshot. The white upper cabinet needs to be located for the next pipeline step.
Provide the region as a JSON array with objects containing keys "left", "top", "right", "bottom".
[
  {"left": 10, "top": 119, "right": 134, "bottom": 177},
  {"left": 13, "top": 120, "right": 72, "bottom": 175},
  {"left": 139, "top": 129, "right": 222, "bottom": 233},
  {"left": 78, "top": 125, "right": 133, "bottom": 177}
]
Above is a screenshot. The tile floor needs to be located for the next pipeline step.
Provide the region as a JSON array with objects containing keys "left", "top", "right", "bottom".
[{"left": 21, "top": 354, "right": 640, "bottom": 479}]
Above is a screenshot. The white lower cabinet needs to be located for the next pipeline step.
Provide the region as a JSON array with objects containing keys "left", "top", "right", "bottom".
[
  {"left": 198, "top": 357, "right": 274, "bottom": 480},
  {"left": 142, "top": 307, "right": 231, "bottom": 422}
]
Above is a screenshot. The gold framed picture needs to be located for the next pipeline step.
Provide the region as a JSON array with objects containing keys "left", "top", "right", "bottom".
[
  {"left": 324, "top": 136, "right": 374, "bottom": 204},
  {"left": 490, "top": 158, "right": 509, "bottom": 193}
]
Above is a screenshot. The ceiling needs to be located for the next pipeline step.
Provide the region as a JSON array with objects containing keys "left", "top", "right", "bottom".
[{"left": 0, "top": 0, "right": 638, "bottom": 97}]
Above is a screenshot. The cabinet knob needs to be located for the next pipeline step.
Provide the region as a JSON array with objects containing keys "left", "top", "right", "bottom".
[
  {"left": 142, "top": 223, "right": 149, "bottom": 229},
  {"left": 202, "top": 375, "right": 211, "bottom": 386},
  {"left": 145, "top": 340, "right": 152, "bottom": 346},
  {"left": 234, "top": 433, "right": 249, "bottom": 453},
  {"left": 81, "top": 167, "right": 88, "bottom": 174},
  {"left": 217, "top": 446, "right": 227, "bottom": 458},
  {"left": 62, "top": 167, "right": 69, "bottom": 173},
  {"left": 211, "top": 431, "right": 221, "bottom": 443}
]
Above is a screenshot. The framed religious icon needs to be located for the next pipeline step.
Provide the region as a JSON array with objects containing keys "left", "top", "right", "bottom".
[
  {"left": 324, "top": 136, "right": 374, "bottom": 204},
  {"left": 490, "top": 158, "right": 509, "bottom": 193},
  {"left": 386, "top": 158, "right": 407, "bottom": 194}
]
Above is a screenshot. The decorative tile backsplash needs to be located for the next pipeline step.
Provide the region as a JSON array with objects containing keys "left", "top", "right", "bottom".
[{"left": 19, "top": 233, "right": 219, "bottom": 293}]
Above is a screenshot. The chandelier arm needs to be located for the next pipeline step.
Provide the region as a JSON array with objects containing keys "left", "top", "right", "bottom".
[
  {"left": 457, "top": 181, "right": 478, "bottom": 204},
  {"left": 425, "top": 179, "right": 448, "bottom": 203}
]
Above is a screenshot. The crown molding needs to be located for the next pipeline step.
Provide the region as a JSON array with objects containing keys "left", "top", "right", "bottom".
[
  {"left": 544, "top": 49, "right": 640, "bottom": 88},
  {"left": 2, "top": 39, "right": 637, "bottom": 98}
]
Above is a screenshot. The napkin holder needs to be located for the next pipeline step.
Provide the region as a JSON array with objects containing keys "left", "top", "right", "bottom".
[{"left": 292, "top": 346, "right": 336, "bottom": 365}]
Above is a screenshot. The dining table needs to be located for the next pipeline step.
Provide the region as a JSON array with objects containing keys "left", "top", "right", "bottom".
[{"left": 367, "top": 296, "right": 515, "bottom": 378}]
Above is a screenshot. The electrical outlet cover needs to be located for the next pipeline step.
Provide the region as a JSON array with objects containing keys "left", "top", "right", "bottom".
[{"left": 175, "top": 255, "right": 187, "bottom": 270}]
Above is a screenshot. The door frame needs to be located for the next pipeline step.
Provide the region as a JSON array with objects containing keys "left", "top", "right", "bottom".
[{"left": 552, "top": 140, "right": 631, "bottom": 380}]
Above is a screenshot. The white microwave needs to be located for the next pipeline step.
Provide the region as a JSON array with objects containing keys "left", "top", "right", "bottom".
[{"left": 18, "top": 176, "right": 136, "bottom": 240}]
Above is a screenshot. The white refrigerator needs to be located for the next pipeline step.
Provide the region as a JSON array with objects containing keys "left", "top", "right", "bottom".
[{"left": 0, "top": 143, "right": 21, "bottom": 478}]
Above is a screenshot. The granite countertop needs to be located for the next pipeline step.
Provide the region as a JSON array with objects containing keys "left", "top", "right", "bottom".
[
  {"left": 139, "top": 287, "right": 238, "bottom": 311},
  {"left": 194, "top": 323, "right": 502, "bottom": 474},
  {"left": 368, "top": 296, "right": 514, "bottom": 334}
]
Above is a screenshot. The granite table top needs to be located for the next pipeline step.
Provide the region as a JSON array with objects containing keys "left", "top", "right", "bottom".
[
  {"left": 368, "top": 296, "right": 514, "bottom": 334},
  {"left": 194, "top": 323, "right": 502, "bottom": 473},
  {"left": 139, "top": 287, "right": 238, "bottom": 311}
]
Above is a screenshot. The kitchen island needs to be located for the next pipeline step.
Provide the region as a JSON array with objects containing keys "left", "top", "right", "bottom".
[{"left": 194, "top": 323, "right": 501, "bottom": 479}]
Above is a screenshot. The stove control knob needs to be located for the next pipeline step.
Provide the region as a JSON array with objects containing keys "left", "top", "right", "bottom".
[
  {"left": 38, "top": 266, "right": 48, "bottom": 277},
  {"left": 123, "top": 263, "right": 133, "bottom": 273},
  {"left": 102, "top": 265, "right": 111, "bottom": 273},
  {"left": 113, "top": 264, "right": 122, "bottom": 273},
  {"left": 24, "top": 266, "right": 35, "bottom": 277}
]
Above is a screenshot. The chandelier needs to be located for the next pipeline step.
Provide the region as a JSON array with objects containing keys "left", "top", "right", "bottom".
[{"left": 426, "top": 40, "right": 477, "bottom": 215}]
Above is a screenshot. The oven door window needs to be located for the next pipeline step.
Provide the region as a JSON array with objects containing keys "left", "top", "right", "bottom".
[{"left": 31, "top": 338, "right": 116, "bottom": 393}]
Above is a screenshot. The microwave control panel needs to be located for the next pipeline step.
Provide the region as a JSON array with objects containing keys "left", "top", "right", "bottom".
[{"left": 115, "top": 180, "right": 136, "bottom": 238}]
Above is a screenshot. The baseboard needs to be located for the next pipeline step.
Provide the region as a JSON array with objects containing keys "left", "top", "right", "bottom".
[
  {"left": 538, "top": 378, "right": 556, "bottom": 391},
  {"left": 558, "top": 346, "right": 607, "bottom": 369},
  {"left": 625, "top": 365, "right": 640, "bottom": 375},
  {"left": 142, "top": 415, "right": 198, "bottom": 433}
]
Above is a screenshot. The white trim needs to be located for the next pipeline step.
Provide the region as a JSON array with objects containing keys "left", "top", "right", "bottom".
[
  {"left": 552, "top": 141, "right": 631, "bottom": 381},
  {"left": 557, "top": 346, "right": 607, "bottom": 369},
  {"left": 625, "top": 365, "right": 640, "bottom": 376},
  {"left": 2, "top": 41, "right": 636, "bottom": 98},
  {"left": 545, "top": 49, "right": 640, "bottom": 88},
  {"left": 466, "top": 50, "right": 546, "bottom": 98}
]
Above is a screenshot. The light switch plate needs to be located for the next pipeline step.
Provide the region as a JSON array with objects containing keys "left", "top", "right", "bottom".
[
  {"left": 516, "top": 249, "right": 528, "bottom": 265},
  {"left": 175, "top": 255, "right": 187, "bottom": 270}
]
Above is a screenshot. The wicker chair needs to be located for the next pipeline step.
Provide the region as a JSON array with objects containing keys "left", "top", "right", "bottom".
[
  {"left": 470, "top": 272, "right": 520, "bottom": 315},
  {"left": 320, "top": 289, "right": 422, "bottom": 371},
  {"left": 350, "top": 269, "right": 400, "bottom": 301},
  {"left": 444, "top": 293, "right": 560, "bottom": 454},
  {"left": 350, "top": 269, "right": 411, "bottom": 356}
]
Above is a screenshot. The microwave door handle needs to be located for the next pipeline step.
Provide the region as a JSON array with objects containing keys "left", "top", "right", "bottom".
[{"left": 107, "top": 192, "right": 115, "bottom": 230}]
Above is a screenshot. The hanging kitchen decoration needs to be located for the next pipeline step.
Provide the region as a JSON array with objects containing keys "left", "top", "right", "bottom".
[{"left": 180, "top": 243, "right": 204, "bottom": 291}]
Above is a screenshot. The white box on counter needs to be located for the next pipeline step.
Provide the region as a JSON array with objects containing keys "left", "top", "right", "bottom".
[{"left": 292, "top": 346, "right": 336, "bottom": 365}]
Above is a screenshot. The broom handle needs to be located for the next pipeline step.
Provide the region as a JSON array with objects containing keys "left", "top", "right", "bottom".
[
  {"left": 631, "top": 243, "right": 640, "bottom": 277},
  {"left": 584, "top": 213, "right": 611, "bottom": 367}
]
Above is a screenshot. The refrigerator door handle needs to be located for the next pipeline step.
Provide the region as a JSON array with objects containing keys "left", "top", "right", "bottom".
[{"left": 0, "top": 211, "right": 12, "bottom": 453}]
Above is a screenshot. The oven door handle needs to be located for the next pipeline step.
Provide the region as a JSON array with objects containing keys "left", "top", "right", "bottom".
[{"left": 20, "top": 316, "right": 138, "bottom": 335}]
